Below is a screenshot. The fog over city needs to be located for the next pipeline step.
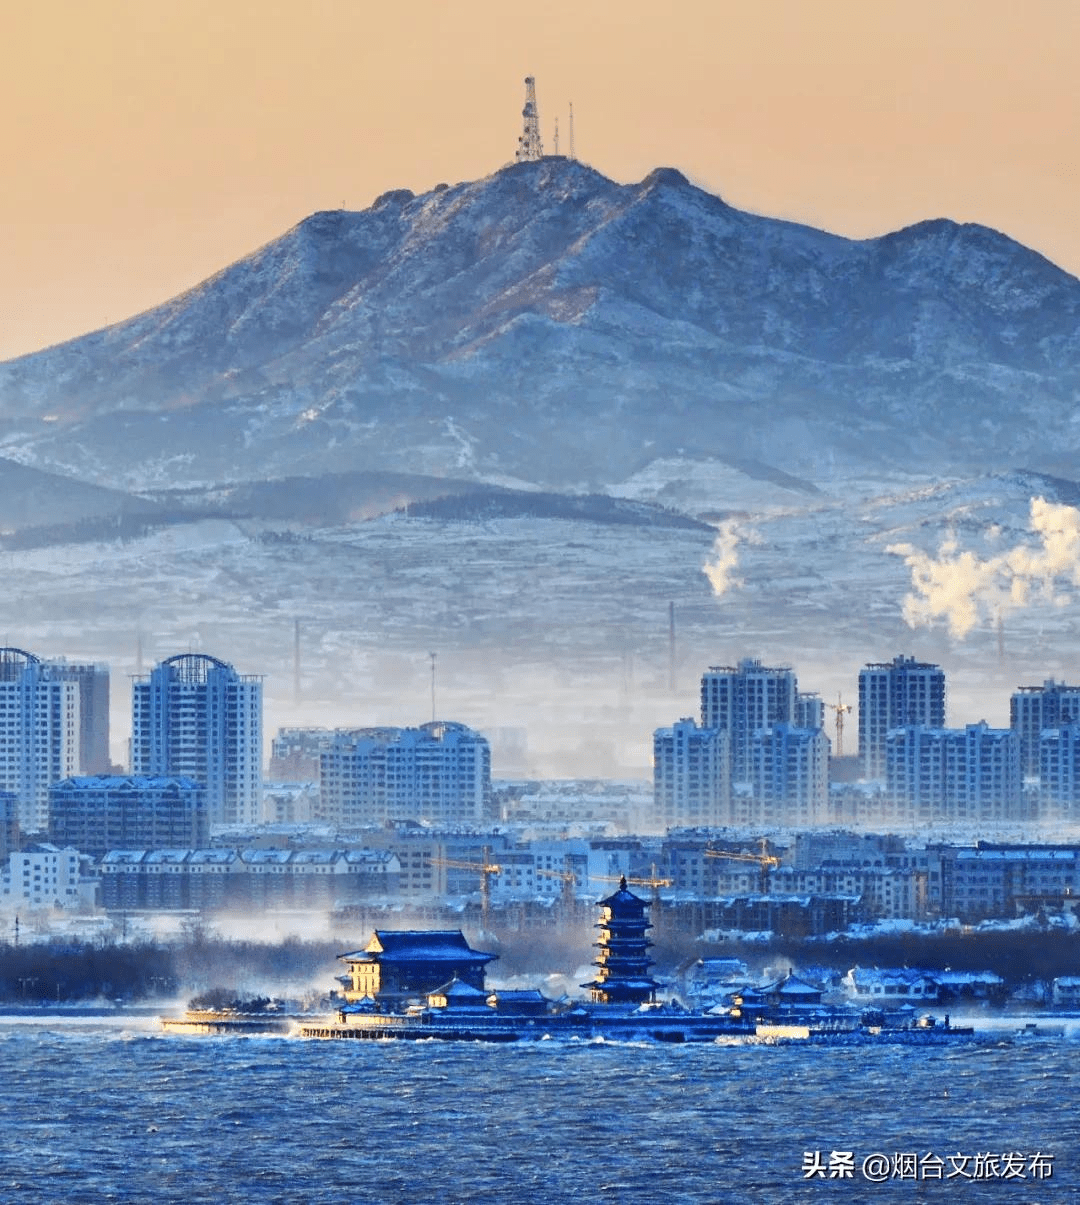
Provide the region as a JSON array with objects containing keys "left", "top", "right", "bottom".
[{"left": 3, "top": 474, "right": 1077, "bottom": 780}]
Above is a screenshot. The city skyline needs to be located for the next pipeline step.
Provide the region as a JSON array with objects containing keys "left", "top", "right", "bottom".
[
  {"left": 2, "top": 0, "right": 1079, "bottom": 360},
  {"left": 7, "top": 638, "right": 1080, "bottom": 793}
]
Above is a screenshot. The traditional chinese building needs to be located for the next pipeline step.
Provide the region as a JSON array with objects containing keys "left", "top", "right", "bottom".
[
  {"left": 338, "top": 930, "right": 496, "bottom": 1007},
  {"left": 582, "top": 876, "right": 659, "bottom": 1005}
]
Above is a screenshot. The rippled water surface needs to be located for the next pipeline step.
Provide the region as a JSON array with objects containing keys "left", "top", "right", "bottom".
[{"left": 2, "top": 1016, "right": 1076, "bottom": 1202}]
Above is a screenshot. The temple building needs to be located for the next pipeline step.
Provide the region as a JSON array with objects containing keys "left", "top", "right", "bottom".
[
  {"left": 582, "top": 876, "right": 659, "bottom": 1005},
  {"left": 337, "top": 930, "right": 497, "bottom": 1008}
]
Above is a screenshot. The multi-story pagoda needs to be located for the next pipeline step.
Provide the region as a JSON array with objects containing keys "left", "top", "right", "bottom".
[{"left": 582, "top": 876, "right": 659, "bottom": 1005}]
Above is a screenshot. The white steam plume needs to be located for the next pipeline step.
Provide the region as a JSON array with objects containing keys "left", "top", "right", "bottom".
[
  {"left": 886, "top": 496, "right": 1080, "bottom": 638},
  {"left": 703, "top": 520, "right": 749, "bottom": 596}
]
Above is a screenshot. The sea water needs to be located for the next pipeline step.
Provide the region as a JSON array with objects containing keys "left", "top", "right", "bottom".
[{"left": 2, "top": 1015, "right": 1077, "bottom": 1203}]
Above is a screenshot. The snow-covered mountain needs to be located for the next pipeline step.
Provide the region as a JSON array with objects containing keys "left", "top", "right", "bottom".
[
  {"left": 2, "top": 158, "right": 1079, "bottom": 490},
  {"left": 4, "top": 160, "right": 1080, "bottom": 773}
]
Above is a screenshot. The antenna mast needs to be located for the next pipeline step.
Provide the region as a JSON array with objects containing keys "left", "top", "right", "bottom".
[
  {"left": 568, "top": 101, "right": 575, "bottom": 160},
  {"left": 516, "top": 76, "right": 544, "bottom": 162},
  {"left": 553, "top": 116, "right": 559, "bottom": 156}
]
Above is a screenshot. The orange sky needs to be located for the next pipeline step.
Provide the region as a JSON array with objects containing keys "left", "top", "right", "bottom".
[{"left": 1, "top": 0, "right": 1078, "bottom": 361}]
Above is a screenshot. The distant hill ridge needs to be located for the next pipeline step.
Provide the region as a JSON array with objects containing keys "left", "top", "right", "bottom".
[
  {"left": 1, "top": 158, "right": 1079, "bottom": 491},
  {"left": 0, "top": 464, "right": 708, "bottom": 548}
]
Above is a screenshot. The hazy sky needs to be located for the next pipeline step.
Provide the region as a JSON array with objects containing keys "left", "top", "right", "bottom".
[{"left": 2, "top": 0, "right": 1078, "bottom": 361}]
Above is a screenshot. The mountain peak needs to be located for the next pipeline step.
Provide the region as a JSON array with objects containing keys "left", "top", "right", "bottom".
[
  {"left": 372, "top": 188, "right": 416, "bottom": 209},
  {"left": 2, "top": 163, "right": 1079, "bottom": 490},
  {"left": 639, "top": 166, "right": 690, "bottom": 190}
]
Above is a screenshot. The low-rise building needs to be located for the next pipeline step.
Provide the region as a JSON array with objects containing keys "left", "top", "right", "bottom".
[
  {"left": 0, "top": 791, "right": 17, "bottom": 861},
  {"left": 1051, "top": 976, "right": 1080, "bottom": 1007},
  {"left": 98, "top": 847, "right": 400, "bottom": 911},
  {"left": 678, "top": 956, "right": 750, "bottom": 1002},
  {"left": 710, "top": 893, "right": 857, "bottom": 937},
  {"left": 49, "top": 775, "right": 208, "bottom": 860},
  {"left": 842, "top": 967, "right": 941, "bottom": 1006},
  {"left": 0, "top": 844, "right": 82, "bottom": 909},
  {"left": 499, "top": 780, "right": 652, "bottom": 831},
  {"left": 936, "top": 842, "right": 1080, "bottom": 922}
]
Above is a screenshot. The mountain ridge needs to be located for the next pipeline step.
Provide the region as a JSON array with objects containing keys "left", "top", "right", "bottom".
[{"left": 1, "top": 158, "right": 1078, "bottom": 490}]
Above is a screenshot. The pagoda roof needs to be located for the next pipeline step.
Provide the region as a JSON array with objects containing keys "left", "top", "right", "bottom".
[
  {"left": 581, "top": 976, "right": 660, "bottom": 992},
  {"left": 765, "top": 972, "right": 822, "bottom": 997},
  {"left": 340, "top": 997, "right": 379, "bottom": 1014},
  {"left": 489, "top": 989, "right": 548, "bottom": 1004},
  {"left": 338, "top": 929, "right": 496, "bottom": 965},
  {"left": 597, "top": 876, "right": 648, "bottom": 908},
  {"left": 428, "top": 977, "right": 490, "bottom": 1001}
]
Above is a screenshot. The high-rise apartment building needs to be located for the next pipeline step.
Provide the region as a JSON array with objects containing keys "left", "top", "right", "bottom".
[
  {"left": 1038, "top": 725, "right": 1080, "bottom": 818},
  {"left": 858, "top": 655, "right": 946, "bottom": 781},
  {"left": 130, "top": 653, "right": 263, "bottom": 827},
  {"left": 700, "top": 659, "right": 797, "bottom": 783},
  {"left": 886, "top": 723, "right": 1021, "bottom": 824},
  {"left": 745, "top": 722, "right": 829, "bottom": 827},
  {"left": 0, "top": 648, "right": 81, "bottom": 834},
  {"left": 44, "top": 660, "right": 111, "bottom": 775},
  {"left": 795, "top": 692, "right": 825, "bottom": 732},
  {"left": 319, "top": 721, "right": 491, "bottom": 827},
  {"left": 1011, "top": 679, "right": 1080, "bottom": 777},
  {"left": 652, "top": 718, "right": 730, "bottom": 829},
  {"left": 268, "top": 727, "right": 335, "bottom": 780}
]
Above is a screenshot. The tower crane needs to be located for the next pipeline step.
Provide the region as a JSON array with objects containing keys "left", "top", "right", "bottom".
[
  {"left": 824, "top": 692, "right": 853, "bottom": 757},
  {"left": 594, "top": 865, "right": 673, "bottom": 907},
  {"left": 535, "top": 862, "right": 580, "bottom": 910},
  {"left": 431, "top": 846, "right": 501, "bottom": 934},
  {"left": 704, "top": 840, "right": 781, "bottom": 895}
]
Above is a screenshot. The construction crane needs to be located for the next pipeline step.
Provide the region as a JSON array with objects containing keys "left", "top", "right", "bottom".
[
  {"left": 535, "top": 862, "right": 580, "bottom": 909},
  {"left": 594, "top": 865, "right": 673, "bottom": 907},
  {"left": 431, "top": 846, "right": 501, "bottom": 933},
  {"left": 705, "top": 841, "right": 781, "bottom": 895},
  {"left": 824, "top": 692, "right": 853, "bottom": 757}
]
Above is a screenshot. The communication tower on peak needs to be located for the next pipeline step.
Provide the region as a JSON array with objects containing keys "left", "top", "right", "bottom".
[
  {"left": 516, "top": 76, "right": 544, "bottom": 162},
  {"left": 568, "top": 101, "right": 575, "bottom": 160}
]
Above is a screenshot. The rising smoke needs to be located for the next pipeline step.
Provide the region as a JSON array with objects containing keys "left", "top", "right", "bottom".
[
  {"left": 702, "top": 520, "right": 749, "bottom": 596},
  {"left": 887, "top": 496, "right": 1080, "bottom": 638}
]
